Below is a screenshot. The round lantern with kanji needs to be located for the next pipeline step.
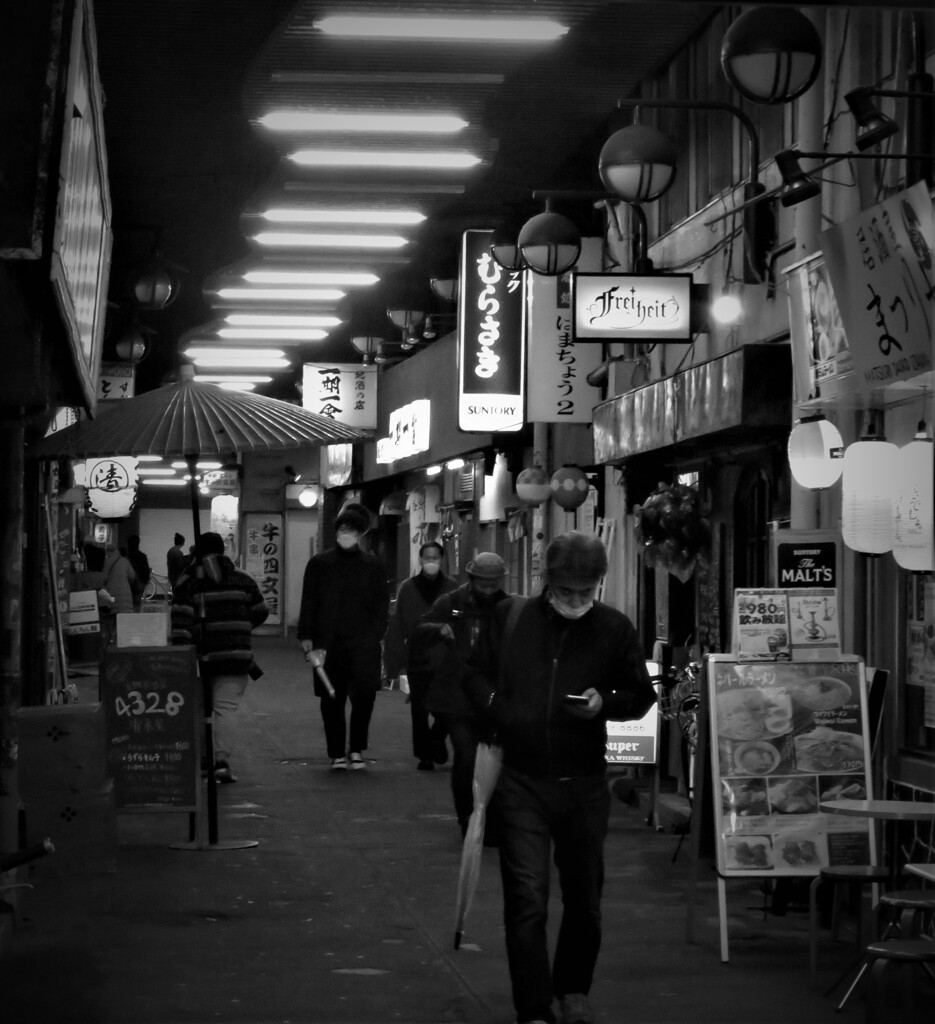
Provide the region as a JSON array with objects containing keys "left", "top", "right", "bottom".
[
  {"left": 515, "top": 466, "right": 551, "bottom": 506},
  {"left": 550, "top": 466, "right": 590, "bottom": 510}
]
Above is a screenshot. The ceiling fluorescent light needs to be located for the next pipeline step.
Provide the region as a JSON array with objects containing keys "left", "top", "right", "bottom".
[
  {"left": 288, "top": 149, "right": 481, "bottom": 169},
  {"left": 141, "top": 478, "right": 188, "bottom": 487},
  {"left": 217, "top": 381, "right": 257, "bottom": 391},
  {"left": 224, "top": 314, "right": 339, "bottom": 327},
  {"left": 252, "top": 231, "right": 409, "bottom": 248},
  {"left": 260, "top": 208, "right": 426, "bottom": 225},
  {"left": 217, "top": 287, "right": 346, "bottom": 302},
  {"left": 313, "top": 16, "right": 568, "bottom": 43},
  {"left": 183, "top": 348, "right": 290, "bottom": 368},
  {"left": 243, "top": 271, "right": 378, "bottom": 285},
  {"left": 217, "top": 327, "right": 329, "bottom": 341},
  {"left": 136, "top": 454, "right": 164, "bottom": 462},
  {"left": 194, "top": 375, "right": 273, "bottom": 383},
  {"left": 137, "top": 467, "right": 177, "bottom": 476},
  {"left": 260, "top": 111, "right": 467, "bottom": 133}
]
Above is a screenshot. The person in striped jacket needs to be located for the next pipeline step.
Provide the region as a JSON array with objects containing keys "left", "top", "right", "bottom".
[{"left": 171, "top": 531, "right": 269, "bottom": 782}]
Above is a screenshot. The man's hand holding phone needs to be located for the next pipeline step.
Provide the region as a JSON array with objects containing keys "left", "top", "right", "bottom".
[{"left": 563, "top": 688, "right": 602, "bottom": 718}]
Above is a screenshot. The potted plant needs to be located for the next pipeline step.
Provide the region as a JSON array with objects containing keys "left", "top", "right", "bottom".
[{"left": 634, "top": 481, "right": 711, "bottom": 583}]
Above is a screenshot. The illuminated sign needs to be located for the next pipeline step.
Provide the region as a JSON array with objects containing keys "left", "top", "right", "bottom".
[
  {"left": 302, "top": 362, "right": 378, "bottom": 429},
  {"left": 458, "top": 229, "right": 525, "bottom": 432},
  {"left": 380, "top": 400, "right": 431, "bottom": 463},
  {"left": 573, "top": 273, "right": 693, "bottom": 343},
  {"left": 605, "top": 678, "right": 661, "bottom": 764}
]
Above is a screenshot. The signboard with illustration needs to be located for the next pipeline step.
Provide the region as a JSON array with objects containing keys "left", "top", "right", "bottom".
[{"left": 707, "top": 654, "right": 874, "bottom": 878}]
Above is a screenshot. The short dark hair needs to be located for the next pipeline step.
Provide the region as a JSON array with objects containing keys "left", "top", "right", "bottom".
[
  {"left": 419, "top": 541, "right": 444, "bottom": 559},
  {"left": 334, "top": 502, "right": 370, "bottom": 535},
  {"left": 546, "top": 531, "right": 607, "bottom": 583},
  {"left": 195, "top": 531, "right": 224, "bottom": 557},
  {"left": 174, "top": 533, "right": 185, "bottom": 546}
]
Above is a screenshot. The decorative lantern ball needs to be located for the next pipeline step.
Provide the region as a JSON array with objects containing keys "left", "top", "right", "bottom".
[
  {"left": 550, "top": 466, "right": 590, "bottom": 510},
  {"left": 787, "top": 416, "right": 844, "bottom": 490},
  {"left": 515, "top": 466, "right": 551, "bottom": 507}
]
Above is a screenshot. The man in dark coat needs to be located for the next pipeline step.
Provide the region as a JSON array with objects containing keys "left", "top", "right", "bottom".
[
  {"left": 384, "top": 540, "right": 458, "bottom": 770},
  {"left": 166, "top": 532, "right": 187, "bottom": 589},
  {"left": 463, "top": 532, "right": 656, "bottom": 1024},
  {"left": 297, "top": 502, "right": 390, "bottom": 770},
  {"left": 170, "top": 531, "right": 269, "bottom": 782},
  {"left": 412, "top": 552, "right": 508, "bottom": 831}
]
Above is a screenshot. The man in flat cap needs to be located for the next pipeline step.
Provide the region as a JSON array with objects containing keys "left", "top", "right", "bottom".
[{"left": 297, "top": 502, "right": 390, "bottom": 770}]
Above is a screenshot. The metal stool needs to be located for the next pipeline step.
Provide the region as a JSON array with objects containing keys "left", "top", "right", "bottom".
[
  {"left": 839, "top": 939, "right": 935, "bottom": 1020},
  {"left": 809, "top": 865, "right": 888, "bottom": 979},
  {"left": 876, "top": 889, "right": 935, "bottom": 940}
]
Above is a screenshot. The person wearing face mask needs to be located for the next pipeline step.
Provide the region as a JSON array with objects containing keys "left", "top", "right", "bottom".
[
  {"left": 463, "top": 532, "right": 655, "bottom": 1024},
  {"left": 297, "top": 502, "right": 390, "bottom": 771},
  {"left": 384, "top": 541, "right": 458, "bottom": 770}
]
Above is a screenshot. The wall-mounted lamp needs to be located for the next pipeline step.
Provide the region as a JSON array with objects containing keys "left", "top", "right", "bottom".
[
  {"left": 844, "top": 80, "right": 935, "bottom": 186},
  {"left": 774, "top": 148, "right": 935, "bottom": 206},
  {"left": 426, "top": 464, "right": 443, "bottom": 476},
  {"left": 429, "top": 277, "right": 459, "bottom": 302},
  {"left": 351, "top": 335, "right": 383, "bottom": 364},
  {"left": 114, "top": 324, "right": 150, "bottom": 364},
  {"left": 387, "top": 309, "right": 425, "bottom": 332},
  {"left": 711, "top": 287, "right": 743, "bottom": 326},
  {"left": 720, "top": 6, "right": 822, "bottom": 105},
  {"left": 445, "top": 458, "right": 465, "bottom": 471},
  {"left": 598, "top": 124, "right": 678, "bottom": 203},
  {"left": 297, "top": 485, "right": 319, "bottom": 508},
  {"left": 606, "top": 99, "right": 774, "bottom": 283},
  {"left": 517, "top": 206, "right": 581, "bottom": 276},
  {"left": 490, "top": 219, "right": 526, "bottom": 273}
]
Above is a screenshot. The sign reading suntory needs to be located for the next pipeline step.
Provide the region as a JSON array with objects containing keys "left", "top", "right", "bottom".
[
  {"left": 572, "top": 273, "right": 693, "bottom": 342},
  {"left": 458, "top": 229, "right": 525, "bottom": 432}
]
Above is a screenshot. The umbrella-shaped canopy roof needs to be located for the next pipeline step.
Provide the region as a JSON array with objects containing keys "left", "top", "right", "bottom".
[{"left": 34, "top": 367, "right": 369, "bottom": 460}]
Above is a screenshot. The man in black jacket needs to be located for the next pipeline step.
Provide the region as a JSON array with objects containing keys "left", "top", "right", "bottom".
[
  {"left": 171, "top": 532, "right": 269, "bottom": 782},
  {"left": 297, "top": 503, "right": 390, "bottom": 770},
  {"left": 464, "top": 532, "right": 656, "bottom": 1024}
]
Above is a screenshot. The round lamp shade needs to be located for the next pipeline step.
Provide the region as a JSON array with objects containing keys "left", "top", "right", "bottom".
[
  {"left": 298, "top": 485, "right": 319, "bottom": 508},
  {"left": 515, "top": 466, "right": 551, "bottom": 507},
  {"left": 133, "top": 264, "right": 175, "bottom": 309},
  {"left": 599, "top": 124, "right": 678, "bottom": 203},
  {"left": 892, "top": 434, "right": 934, "bottom": 572},
  {"left": 85, "top": 456, "right": 140, "bottom": 519},
  {"left": 721, "top": 7, "right": 822, "bottom": 105},
  {"left": 550, "top": 466, "right": 590, "bottom": 511},
  {"left": 841, "top": 438, "right": 899, "bottom": 554},
  {"left": 788, "top": 416, "right": 844, "bottom": 490},
  {"left": 517, "top": 211, "right": 581, "bottom": 276}
]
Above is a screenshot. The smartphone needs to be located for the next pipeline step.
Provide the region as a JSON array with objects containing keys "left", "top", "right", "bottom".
[{"left": 563, "top": 693, "right": 589, "bottom": 706}]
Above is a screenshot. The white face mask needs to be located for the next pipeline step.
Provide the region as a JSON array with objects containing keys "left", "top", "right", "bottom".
[
  {"left": 550, "top": 595, "right": 594, "bottom": 620},
  {"left": 421, "top": 561, "right": 441, "bottom": 576},
  {"left": 336, "top": 531, "right": 359, "bottom": 550}
]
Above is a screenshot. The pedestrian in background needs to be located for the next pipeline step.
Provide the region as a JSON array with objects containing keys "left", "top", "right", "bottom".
[
  {"left": 385, "top": 540, "right": 458, "bottom": 771},
  {"left": 464, "top": 532, "right": 656, "bottom": 1024},
  {"left": 98, "top": 542, "right": 137, "bottom": 645},
  {"left": 413, "top": 552, "right": 509, "bottom": 833},
  {"left": 170, "top": 531, "right": 269, "bottom": 783},
  {"left": 166, "top": 532, "right": 186, "bottom": 588},
  {"left": 126, "top": 534, "right": 151, "bottom": 610},
  {"left": 297, "top": 502, "right": 390, "bottom": 771}
]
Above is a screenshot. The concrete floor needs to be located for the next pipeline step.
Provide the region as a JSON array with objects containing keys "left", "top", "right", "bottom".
[{"left": 0, "top": 635, "right": 914, "bottom": 1023}]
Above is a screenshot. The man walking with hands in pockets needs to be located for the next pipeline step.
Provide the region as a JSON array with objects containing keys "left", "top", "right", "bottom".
[{"left": 464, "top": 532, "right": 656, "bottom": 1024}]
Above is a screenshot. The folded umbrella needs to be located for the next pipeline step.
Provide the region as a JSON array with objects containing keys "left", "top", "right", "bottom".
[{"left": 453, "top": 741, "right": 502, "bottom": 950}]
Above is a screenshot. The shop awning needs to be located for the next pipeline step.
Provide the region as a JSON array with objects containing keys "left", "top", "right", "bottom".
[{"left": 593, "top": 344, "right": 792, "bottom": 464}]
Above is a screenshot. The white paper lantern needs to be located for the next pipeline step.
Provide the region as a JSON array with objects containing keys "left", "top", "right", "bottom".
[
  {"left": 787, "top": 416, "right": 844, "bottom": 490},
  {"left": 85, "top": 456, "right": 140, "bottom": 519},
  {"left": 892, "top": 430, "right": 934, "bottom": 572},
  {"left": 841, "top": 437, "right": 898, "bottom": 554}
]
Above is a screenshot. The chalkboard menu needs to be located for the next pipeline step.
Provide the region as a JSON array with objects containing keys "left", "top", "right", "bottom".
[
  {"left": 706, "top": 654, "right": 874, "bottom": 878},
  {"left": 101, "top": 645, "right": 200, "bottom": 810}
]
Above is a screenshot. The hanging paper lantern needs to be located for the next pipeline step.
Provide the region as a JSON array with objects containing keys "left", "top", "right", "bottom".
[
  {"left": 85, "top": 456, "right": 140, "bottom": 519},
  {"left": 892, "top": 427, "right": 934, "bottom": 572},
  {"left": 787, "top": 415, "right": 844, "bottom": 490},
  {"left": 841, "top": 434, "right": 898, "bottom": 554},
  {"left": 550, "top": 466, "right": 590, "bottom": 510},
  {"left": 515, "top": 466, "right": 551, "bottom": 507}
]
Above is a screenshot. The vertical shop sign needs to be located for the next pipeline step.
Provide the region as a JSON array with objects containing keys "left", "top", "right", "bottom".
[
  {"left": 98, "top": 363, "right": 135, "bottom": 401},
  {"left": 458, "top": 229, "right": 525, "bottom": 432},
  {"left": 526, "top": 237, "right": 603, "bottom": 422},
  {"left": 302, "top": 363, "right": 377, "bottom": 429},
  {"left": 244, "top": 513, "right": 282, "bottom": 626},
  {"left": 820, "top": 181, "right": 934, "bottom": 391}
]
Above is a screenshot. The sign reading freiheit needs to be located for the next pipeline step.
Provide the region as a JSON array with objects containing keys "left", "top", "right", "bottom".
[{"left": 572, "top": 272, "right": 693, "bottom": 342}]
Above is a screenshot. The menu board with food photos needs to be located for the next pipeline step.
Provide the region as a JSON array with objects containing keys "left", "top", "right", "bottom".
[{"left": 706, "top": 654, "right": 875, "bottom": 878}]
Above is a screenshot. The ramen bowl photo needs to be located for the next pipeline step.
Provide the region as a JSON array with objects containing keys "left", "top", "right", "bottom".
[
  {"left": 733, "top": 740, "right": 781, "bottom": 776},
  {"left": 794, "top": 727, "right": 864, "bottom": 773},
  {"left": 792, "top": 676, "right": 852, "bottom": 711}
]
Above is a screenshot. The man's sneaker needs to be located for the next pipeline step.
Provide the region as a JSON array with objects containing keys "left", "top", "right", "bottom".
[
  {"left": 560, "top": 993, "right": 594, "bottom": 1024},
  {"left": 330, "top": 756, "right": 348, "bottom": 771},
  {"left": 348, "top": 752, "right": 366, "bottom": 770},
  {"left": 213, "top": 760, "right": 236, "bottom": 784}
]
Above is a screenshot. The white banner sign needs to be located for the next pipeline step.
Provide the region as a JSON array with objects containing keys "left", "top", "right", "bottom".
[
  {"left": 526, "top": 237, "right": 604, "bottom": 422},
  {"left": 244, "top": 513, "right": 282, "bottom": 626},
  {"left": 820, "top": 181, "right": 934, "bottom": 391},
  {"left": 303, "top": 363, "right": 378, "bottom": 429}
]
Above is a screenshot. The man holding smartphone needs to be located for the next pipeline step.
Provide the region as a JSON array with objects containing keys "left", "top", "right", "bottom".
[{"left": 464, "top": 531, "right": 655, "bottom": 1024}]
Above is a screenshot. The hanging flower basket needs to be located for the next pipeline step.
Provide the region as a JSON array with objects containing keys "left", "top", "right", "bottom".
[{"left": 634, "top": 481, "right": 711, "bottom": 583}]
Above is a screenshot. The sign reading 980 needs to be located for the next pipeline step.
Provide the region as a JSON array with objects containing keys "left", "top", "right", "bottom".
[{"left": 102, "top": 646, "right": 199, "bottom": 809}]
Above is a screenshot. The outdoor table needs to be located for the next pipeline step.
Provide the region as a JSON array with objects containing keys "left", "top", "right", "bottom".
[{"left": 820, "top": 799, "right": 935, "bottom": 888}]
